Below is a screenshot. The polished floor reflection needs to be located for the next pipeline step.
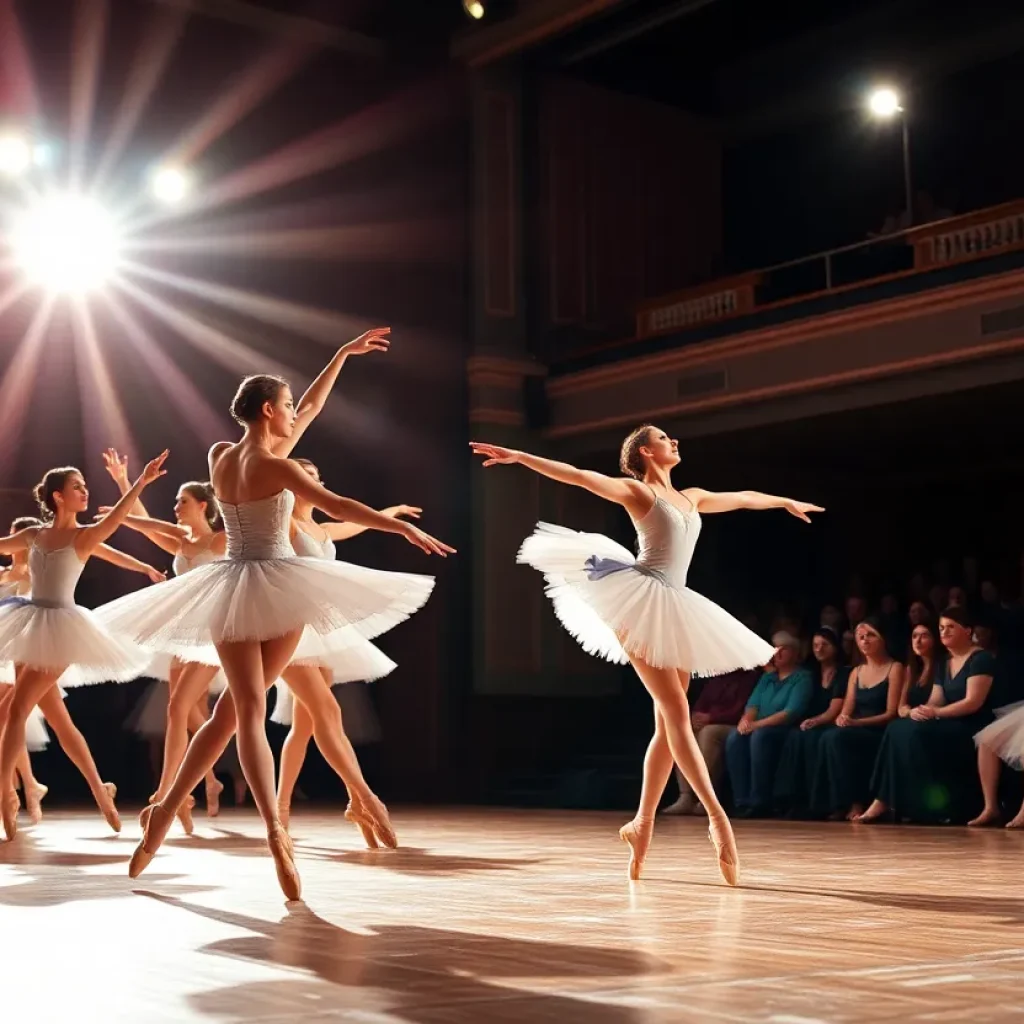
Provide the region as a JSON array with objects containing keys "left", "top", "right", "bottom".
[{"left": 3, "top": 808, "right": 1024, "bottom": 1022}]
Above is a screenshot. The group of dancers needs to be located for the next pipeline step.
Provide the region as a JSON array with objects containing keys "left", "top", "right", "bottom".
[{"left": 0, "top": 322, "right": 886, "bottom": 901}]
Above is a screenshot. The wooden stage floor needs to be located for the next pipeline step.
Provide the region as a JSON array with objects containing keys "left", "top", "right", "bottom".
[{"left": 2, "top": 807, "right": 1023, "bottom": 1023}]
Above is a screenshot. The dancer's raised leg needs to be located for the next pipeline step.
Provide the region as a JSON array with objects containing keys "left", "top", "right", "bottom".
[
  {"left": 36, "top": 684, "right": 120, "bottom": 833},
  {"left": 626, "top": 655, "right": 738, "bottom": 885}
]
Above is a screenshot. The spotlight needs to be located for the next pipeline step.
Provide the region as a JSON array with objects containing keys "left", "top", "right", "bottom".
[
  {"left": 150, "top": 165, "right": 192, "bottom": 204},
  {"left": 9, "top": 193, "right": 121, "bottom": 294},
  {"left": 463, "top": 0, "right": 485, "bottom": 19},
  {"left": 0, "top": 133, "right": 32, "bottom": 177},
  {"left": 867, "top": 87, "right": 901, "bottom": 118}
]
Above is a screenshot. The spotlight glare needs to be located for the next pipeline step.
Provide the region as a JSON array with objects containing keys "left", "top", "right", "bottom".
[
  {"left": 0, "top": 133, "right": 32, "bottom": 177},
  {"left": 868, "top": 87, "right": 902, "bottom": 118},
  {"left": 151, "top": 166, "right": 192, "bottom": 204},
  {"left": 464, "top": 0, "right": 485, "bottom": 19},
  {"left": 9, "top": 193, "right": 121, "bottom": 294}
]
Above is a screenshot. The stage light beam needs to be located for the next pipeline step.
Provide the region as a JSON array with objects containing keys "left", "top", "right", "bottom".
[
  {"left": 464, "top": 1, "right": 485, "bottom": 19},
  {"left": 0, "top": 132, "right": 32, "bottom": 176},
  {"left": 10, "top": 193, "right": 122, "bottom": 294},
  {"left": 868, "top": 87, "right": 901, "bottom": 118}
]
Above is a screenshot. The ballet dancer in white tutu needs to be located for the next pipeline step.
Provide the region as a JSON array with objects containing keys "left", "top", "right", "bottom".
[
  {"left": 974, "top": 697, "right": 1024, "bottom": 827},
  {"left": 100, "top": 364, "right": 454, "bottom": 899},
  {"left": 0, "top": 455, "right": 170, "bottom": 840},
  {"left": 99, "top": 454, "right": 228, "bottom": 829},
  {"left": 271, "top": 456, "right": 422, "bottom": 843},
  {"left": 471, "top": 426, "right": 822, "bottom": 885}
]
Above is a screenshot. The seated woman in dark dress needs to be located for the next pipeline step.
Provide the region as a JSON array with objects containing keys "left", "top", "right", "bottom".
[
  {"left": 900, "top": 621, "right": 941, "bottom": 717},
  {"left": 774, "top": 626, "right": 848, "bottom": 817},
  {"left": 857, "top": 606, "right": 996, "bottom": 824},
  {"left": 812, "top": 617, "right": 902, "bottom": 820}
]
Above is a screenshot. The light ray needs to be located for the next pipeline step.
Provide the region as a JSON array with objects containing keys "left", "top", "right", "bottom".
[
  {"left": 119, "top": 260, "right": 367, "bottom": 345},
  {"left": 68, "top": 0, "right": 110, "bottom": 191},
  {"left": 70, "top": 297, "right": 140, "bottom": 468},
  {"left": 0, "top": 293, "right": 55, "bottom": 479},
  {"left": 101, "top": 290, "right": 227, "bottom": 447},
  {"left": 0, "top": 0, "right": 40, "bottom": 120},
  {"left": 111, "top": 273, "right": 297, "bottom": 378},
  {"left": 90, "top": 3, "right": 191, "bottom": 192}
]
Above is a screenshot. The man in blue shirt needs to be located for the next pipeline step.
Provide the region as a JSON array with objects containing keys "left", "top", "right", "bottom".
[{"left": 725, "top": 631, "right": 813, "bottom": 817}]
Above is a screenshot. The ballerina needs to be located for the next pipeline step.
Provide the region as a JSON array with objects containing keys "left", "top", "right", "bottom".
[
  {"left": 471, "top": 426, "right": 822, "bottom": 885},
  {"left": 98, "top": 455, "right": 228, "bottom": 829},
  {"left": 271, "top": 455, "right": 421, "bottom": 842},
  {"left": 0, "top": 455, "right": 169, "bottom": 840},
  {"left": 99, "top": 369, "right": 454, "bottom": 900}
]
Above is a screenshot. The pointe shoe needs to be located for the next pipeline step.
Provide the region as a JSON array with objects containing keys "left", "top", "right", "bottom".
[
  {"left": 618, "top": 815, "right": 654, "bottom": 881},
  {"left": 25, "top": 783, "right": 47, "bottom": 825},
  {"left": 99, "top": 782, "right": 121, "bottom": 834},
  {"left": 128, "top": 803, "right": 174, "bottom": 878},
  {"left": 2, "top": 789, "right": 19, "bottom": 841},
  {"left": 267, "top": 824, "right": 302, "bottom": 902},
  {"left": 177, "top": 795, "right": 195, "bottom": 836},
  {"left": 347, "top": 795, "right": 397, "bottom": 850},
  {"left": 708, "top": 813, "right": 740, "bottom": 887},
  {"left": 206, "top": 778, "right": 224, "bottom": 818}
]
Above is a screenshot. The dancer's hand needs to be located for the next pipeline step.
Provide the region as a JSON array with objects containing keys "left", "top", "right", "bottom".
[
  {"left": 784, "top": 499, "right": 825, "bottom": 523},
  {"left": 342, "top": 327, "right": 390, "bottom": 357},
  {"left": 102, "top": 448, "right": 130, "bottom": 487},
  {"left": 470, "top": 442, "right": 521, "bottom": 466},
  {"left": 145, "top": 566, "right": 167, "bottom": 584},
  {"left": 139, "top": 451, "right": 170, "bottom": 487},
  {"left": 398, "top": 521, "right": 456, "bottom": 557},
  {"left": 393, "top": 504, "right": 422, "bottom": 520}
]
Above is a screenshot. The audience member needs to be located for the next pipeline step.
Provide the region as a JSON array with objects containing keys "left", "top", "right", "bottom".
[
  {"left": 900, "top": 621, "right": 941, "bottom": 715},
  {"left": 774, "top": 626, "right": 848, "bottom": 817},
  {"left": 813, "top": 617, "right": 902, "bottom": 820},
  {"left": 725, "top": 632, "right": 812, "bottom": 818}
]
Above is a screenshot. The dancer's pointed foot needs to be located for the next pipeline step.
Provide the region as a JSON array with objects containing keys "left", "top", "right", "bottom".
[
  {"left": 205, "top": 777, "right": 224, "bottom": 818},
  {"left": 968, "top": 807, "right": 1002, "bottom": 827},
  {"left": 128, "top": 802, "right": 173, "bottom": 878},
  {"left": 619, "top": 815, "right": 654, "bottom": 881},
  {"left": 2, "top": 789, "right": 19, "bottom": 841},
  {"left": 177, "top": 795, "right": 195, "bottom": 836},
  {"left": 347, "top": 794, "right": 396, "bottom": 850},
  {"left": 708, "top": 812, "right": 740, "bottom": 887},
  {"left": 25, "top": 783, "right": 47, "bottom": 825},
  {"left": 267, "top": 824, "right": 302, "bottom": 902},
  {"left": 98, "top": 782, "right": 121, "bottom": 834}
]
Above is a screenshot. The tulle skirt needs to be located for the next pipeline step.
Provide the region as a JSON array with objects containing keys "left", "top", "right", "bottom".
[
  {"left": 518, "top": 523, "right": 775, "bottom": 674},
  {"left": 25, "top": 708, "right": 49, "bottom": 752},
  {"left": 975, "top": 702, "right": 1024, "bottom": 768},
  {"left": 95, "top": 556, "right": 434, "bottom": 665},
  {"left": 270, "top": 635, "right": 396, "bottom": 726},
  {"left": 0, "top": 598, "right": 149, "bottom": 686},
  {"left": 143, "top": 651, "right": 228, "bottom": 695}
]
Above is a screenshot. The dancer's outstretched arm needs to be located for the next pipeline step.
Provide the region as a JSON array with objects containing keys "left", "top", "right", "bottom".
[
  {"left": 681, "top": 488, "right": 824, "bottom": 521},
  {"left": 324, "top": 504, "right": 422, "bottom": 543},
  {"left": 470, "top": 443, "right": 650, "bottom": 517},
  {"left": 76, "top": 452, "right": 169, "bottom": 558},
  {"left": 95, "top": 544, "right": 167, "bottom": 583},
  {"left": 268, "top": 459, "right": 454, "bottom": 557},
  {"left": 0, "top": 527, "right": 39, "bottom": 558},
  {"left": 102, "top": 448, "right": 151, "bottom": 518},
  {"left": 272, "top": 328, "right": 390, "bottom": 459},
  {"left": 95, "top": 509, "right": 186, "bottom": 556}
]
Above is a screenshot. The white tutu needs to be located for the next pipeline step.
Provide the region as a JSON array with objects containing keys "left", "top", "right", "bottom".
[
  {"left": 25, "top": 708, "right": 50, "bottom": 752},
  {"left": 518, "top": 522, "right": 775, "bottom": 675},
  {"left": 270, "top": 636, "right": 395, "bottom": 726},
  {"left": 96, "top": 556, "right": 434, "bottom": 665},
  {"left": 975, "top": 702, "right": 1024, "bottom": 769},
  {"left": 0, "top": 598, "right": 150, "bottom": 686},
  {"left": 143, "top": 650, "right": 228, "bottom": 694}
]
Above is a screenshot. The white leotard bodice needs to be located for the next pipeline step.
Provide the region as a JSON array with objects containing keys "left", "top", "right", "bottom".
[
  {"left": 172, "top": 544, "right": 225, "bottom": 577},
  {"left": 217, "top": 491, "right": 295, "bottom": 561},
  {"left": 632, "top": 493, "right": 702, "bottom": 589},
  {"left": 28, "top": 540, "right": 86, "bottom": 608},
  {"left": 291, "top": 522, "right": 337, "bottom": 562}
]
